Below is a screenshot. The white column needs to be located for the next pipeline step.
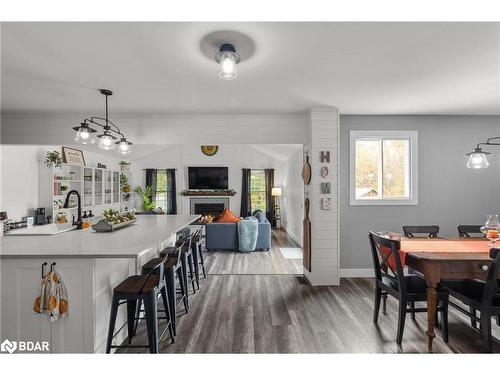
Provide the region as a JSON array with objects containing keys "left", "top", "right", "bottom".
[{"left": 304, "top": 107, "right": 339, "bottom": 286}]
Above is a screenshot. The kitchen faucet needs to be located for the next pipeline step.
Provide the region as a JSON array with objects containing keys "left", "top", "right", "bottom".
[{"left": 63, "top": 190, "right": 82, "bottom": 229}]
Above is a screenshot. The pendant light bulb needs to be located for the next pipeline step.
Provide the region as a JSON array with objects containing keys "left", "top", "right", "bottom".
[
  {"left": 466, "top": 147, "right": 490, "bottom": 169},
  {"left": 116, "top": 138, "right": 132, "bottom": 155},
  {"left": 98, "top": 132, "right": 116, "bottom": 151},
  {"left": 73, "top": 123, "right": 96, "bottom": 144}
]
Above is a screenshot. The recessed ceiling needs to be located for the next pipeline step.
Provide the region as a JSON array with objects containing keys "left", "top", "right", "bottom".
[{"left": 1, "top": 22, "right": 499, "bottom": 115}]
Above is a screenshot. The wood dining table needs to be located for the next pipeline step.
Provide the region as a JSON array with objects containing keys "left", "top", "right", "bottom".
[{"left": 400, "top": 237, "right": 496, "bottom": 352}]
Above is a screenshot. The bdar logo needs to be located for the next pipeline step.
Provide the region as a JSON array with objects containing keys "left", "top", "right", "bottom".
[{"left": 1, "top": 339, "right": 17, "bottom": 354}]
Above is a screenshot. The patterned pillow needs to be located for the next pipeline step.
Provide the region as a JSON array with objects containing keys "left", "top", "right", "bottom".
[{"left": 215, "top": 208, "right": 241, "bottom": 223}]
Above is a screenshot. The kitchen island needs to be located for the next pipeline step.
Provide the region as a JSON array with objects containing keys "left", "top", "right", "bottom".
[{"left": 0, "top": 214, "right": 199, "bottom": 353}]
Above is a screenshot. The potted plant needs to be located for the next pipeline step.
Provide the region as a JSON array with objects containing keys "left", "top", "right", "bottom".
[
  {"left": 120, "top": 173, "right": 131, "bottom": 193},
  {"left": 45, "top": 150, "right": 62, "bottom": 168},
  {"left": 119, "top": 160, "right": 131, "bottom": 172},
  {"left": 134, "top": 186, "right": 155, "bottom": 211}
]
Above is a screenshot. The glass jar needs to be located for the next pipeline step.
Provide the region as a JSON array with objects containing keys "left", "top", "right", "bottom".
[{"left": 480, "top": 215, "right": 500, "bottom": 247}]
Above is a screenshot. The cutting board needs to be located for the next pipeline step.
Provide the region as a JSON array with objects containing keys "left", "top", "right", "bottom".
[
  {"left": 303, "top": 198, "right": 312, "bottom": 271},
  {"left": 302, "top": 154, "right": 311, "bottom": 185}
]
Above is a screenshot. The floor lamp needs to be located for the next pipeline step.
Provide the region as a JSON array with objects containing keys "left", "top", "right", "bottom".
[{"left": 271, "top": 187, "right": 282, "bottom": 229}]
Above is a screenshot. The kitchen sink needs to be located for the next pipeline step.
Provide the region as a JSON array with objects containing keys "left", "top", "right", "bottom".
[{"left": 6, "top": 223, "right": 75, "bottom": 236}]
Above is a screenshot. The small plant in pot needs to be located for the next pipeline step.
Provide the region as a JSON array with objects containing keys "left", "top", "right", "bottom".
[
  {"left": 134, "top": 186, "right": 155, "bottom": 211},
  {"left": 119, "top": 160, "right": 131, "bottom": 172},
  {"left": 45, "top": 150, "right": 62, "bottom": 168},
  {"left": 120, "top": 173, "right": 131, "bottom": 193}
]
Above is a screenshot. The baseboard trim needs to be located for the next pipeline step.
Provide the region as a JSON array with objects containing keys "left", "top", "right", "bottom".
[
  {"left": 281, "top": 225, "right": 302, "bottom": 247},
  {"left": 339, "top": 268, "right": 374, "bottom": 278}
]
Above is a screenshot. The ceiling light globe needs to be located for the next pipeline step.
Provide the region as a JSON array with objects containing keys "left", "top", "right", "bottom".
[
  {"left": 467, "top": 152, "right": 489, "bottom": 169},
  {"left": 217, "top": 52, "right": 237, "bottom": 80}
]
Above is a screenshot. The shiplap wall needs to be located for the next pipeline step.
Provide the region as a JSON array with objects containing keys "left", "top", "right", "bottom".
[
  {"left": 1, "top": 113, "right": 307, "bottom": 145},
  {"left": 303, "top": 108, "right": 340, "bottom": 286}
]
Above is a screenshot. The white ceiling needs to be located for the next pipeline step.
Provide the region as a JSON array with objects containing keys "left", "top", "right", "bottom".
[{"left": 1, "top": 22, "right": 499, "bottom": 115}]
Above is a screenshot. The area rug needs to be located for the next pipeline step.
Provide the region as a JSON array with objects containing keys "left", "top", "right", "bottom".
[{"left": 279, "top": 247, "right": 303, "bottom": 259}]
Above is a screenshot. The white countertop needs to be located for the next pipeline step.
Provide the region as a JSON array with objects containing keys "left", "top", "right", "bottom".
[{"left": 0, "top": 215, "right": 200, "bottom": 258}]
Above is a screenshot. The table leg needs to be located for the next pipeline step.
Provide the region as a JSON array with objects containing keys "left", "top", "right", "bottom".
[{"left": 426, "top": 283, "right": 438, "bottom": 352}]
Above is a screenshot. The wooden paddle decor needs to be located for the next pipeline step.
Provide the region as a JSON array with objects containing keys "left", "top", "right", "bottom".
[
  {"left": 302, "top": 153, "right": 311, "bottom": 185},
  {"left": 303, "top": 197, "right": 312, "bottom": 271}
]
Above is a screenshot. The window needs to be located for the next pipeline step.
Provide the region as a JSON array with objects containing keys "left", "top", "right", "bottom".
[
  {"left": 155, "top": 169, "right": 168, "bottom": 211},
  {"left": 250, "top": 170, "right": 266, "bottom": 212},
  {"left": 350, "top": 131, "right": 418, "bottom": 205}
]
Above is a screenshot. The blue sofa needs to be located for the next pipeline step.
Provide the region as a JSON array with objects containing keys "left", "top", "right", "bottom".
[{"left": 205, "top": 220, "right": 271, "bottom": 251}]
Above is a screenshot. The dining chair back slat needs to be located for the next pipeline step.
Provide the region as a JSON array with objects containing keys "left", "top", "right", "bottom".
[
  {"left": 402, "top": 225, "right": 439, "bottom": 238},
  {"left": 369, "top": 231, "right": 406, "bottom": 294},
  {"left": 457, "top": 225, "right": 483, "bottom": 238}
]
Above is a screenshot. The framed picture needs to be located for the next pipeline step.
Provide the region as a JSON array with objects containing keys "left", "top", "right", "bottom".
[{"left": 62, "top": 147, "right": 86, "bottom": 166}]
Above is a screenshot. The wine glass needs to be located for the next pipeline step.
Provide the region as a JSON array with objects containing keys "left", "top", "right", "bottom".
[{"left": 480, "top": 214, "right": 500, "bottom": 247}]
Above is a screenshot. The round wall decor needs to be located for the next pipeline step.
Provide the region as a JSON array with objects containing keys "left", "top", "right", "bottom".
[
  {"left": 201, "top": 145, "right": 219, "bottom": 156},
  {"left": 320, "top": 166, "right": 329, "bottom": 177}
]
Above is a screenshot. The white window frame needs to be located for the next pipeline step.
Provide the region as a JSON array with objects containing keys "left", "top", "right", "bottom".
[{"left": 349, "top": 130, "right": 418, "bottom": 206}]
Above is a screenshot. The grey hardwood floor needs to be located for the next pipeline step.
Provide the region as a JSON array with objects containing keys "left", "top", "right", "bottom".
[
  {"left": 117, "top": 231, "right": 500, "bottom": 354},
  {"left": 204, "top": 229, "right": 303, "bottom": 275}
]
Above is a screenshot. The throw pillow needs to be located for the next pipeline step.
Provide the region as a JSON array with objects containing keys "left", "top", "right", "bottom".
[
  {"left": 253, "top": 210, "right": 269, "bottom": 224},
  {"left": 215, "top": 208, "right": 241, "bottom": 223}
]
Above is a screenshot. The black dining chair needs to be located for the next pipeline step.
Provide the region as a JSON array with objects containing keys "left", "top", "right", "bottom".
[
  {"left": 369, "top": 231, "right": 449, "bottom": 346},
  {"left": 457, "top": 225, "right": 484, "bottom": 238},
  {"left": 441, "top": 248, "right": 500, "bottom": 352},
  {"left": 402, "top": 225, "right": 440, "bottom": 238}
]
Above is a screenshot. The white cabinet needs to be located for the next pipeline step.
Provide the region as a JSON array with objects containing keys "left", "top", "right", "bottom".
[
  {"left": 39, "top": 163, "right": 121, "bottom": 220},
  {"left": 0, "top": 258, "right": 51, "bottom": 349},
  {"left": 0, "top": 256, "right": 137, "bottom": 353}
]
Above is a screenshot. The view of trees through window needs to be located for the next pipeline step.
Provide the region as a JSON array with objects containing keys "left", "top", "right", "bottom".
[
  {"left": 355, "top": 138, "right": 410, "bottom": 199},
  {"left": 155, "top": 169, "right": 168, "bottom": 211},
  {"left": 250, "top": 170, "right": 266, "bottom": 212}
]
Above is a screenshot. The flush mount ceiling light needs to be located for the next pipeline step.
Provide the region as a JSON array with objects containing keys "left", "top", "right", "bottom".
[
  {"left": 465, "top": 136, "right": 500, "bottom": 169},
  {"left": 73, "top": 89, "right": 132, "bottom": 154},
  {"left": 215, "top": 43, "right": 240, "bottom": 80}
]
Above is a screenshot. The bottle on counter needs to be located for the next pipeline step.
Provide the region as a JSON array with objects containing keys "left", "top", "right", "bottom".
[
  {"left": 88, "top": 210, "right": 95, "bottom": 225},
  {"left": 82, "top": 211, "right": 91, "bottom": 229}
]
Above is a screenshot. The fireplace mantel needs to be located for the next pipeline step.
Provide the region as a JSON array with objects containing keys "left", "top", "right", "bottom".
[{"left": 182, "top": 190, "right": 236, "bottom": 196}]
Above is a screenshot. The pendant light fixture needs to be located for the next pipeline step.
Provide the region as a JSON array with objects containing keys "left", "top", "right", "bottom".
[
  {"left": 215, "top": 43, "right": 240, "bottom": 80},
  {"left": 72, "top": 89, "right": 132, "bottom": 155},
  {"left": 465, "top": 136, "right": 500, "bottom": 169}
]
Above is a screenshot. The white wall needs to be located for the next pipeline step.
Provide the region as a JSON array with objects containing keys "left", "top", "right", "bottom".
[
  {"left": 281, "top": 147, "right": 304, "bottom": 245},
  {"left": 132, "top": 144, "right": 288, "bottom": 216},
  {"left": 0, "top": 145, "right": 124, "bottom": 221}
]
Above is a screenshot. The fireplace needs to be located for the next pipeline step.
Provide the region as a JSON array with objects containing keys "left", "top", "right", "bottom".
[
  {"left": 190, "top": 197, "right": 230, "bottom": 218},
  {"left": 194, "top": 203, "right": 225, "bottom": 217}
]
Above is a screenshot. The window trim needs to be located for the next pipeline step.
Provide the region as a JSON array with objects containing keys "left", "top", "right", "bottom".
[{"left": 349, "top": 130, "right": 418, "bottom": 206}]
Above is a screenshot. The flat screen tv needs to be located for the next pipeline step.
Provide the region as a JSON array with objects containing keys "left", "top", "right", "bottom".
[{"left": 188, "top": 167, "right": 228, "bottom": 190}]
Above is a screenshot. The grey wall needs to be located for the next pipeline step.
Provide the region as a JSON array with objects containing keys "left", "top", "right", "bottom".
[{"left": 339, "top": 115, "right": 500, "bottom": 270}]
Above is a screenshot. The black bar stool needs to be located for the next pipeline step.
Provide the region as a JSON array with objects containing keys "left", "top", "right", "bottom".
[
  {"left": 106, "top": 257, "right": 170, "bottom": 353},
  {"left": 133, "top": 257, "right": 175, "bottom": 343},
  {"left": 163, "top": 233, "right": 196, "bottom": 298},
  {"left": 159, "top": 239, "right": 189, "bottom": 336},
  {"left": 191, "top": 228, "right": 207, "bottom": 290}
]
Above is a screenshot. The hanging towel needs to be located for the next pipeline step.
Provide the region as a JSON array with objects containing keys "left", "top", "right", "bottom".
[{"left": 33, "top": 270, "right": 68, "bottom": 321}]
